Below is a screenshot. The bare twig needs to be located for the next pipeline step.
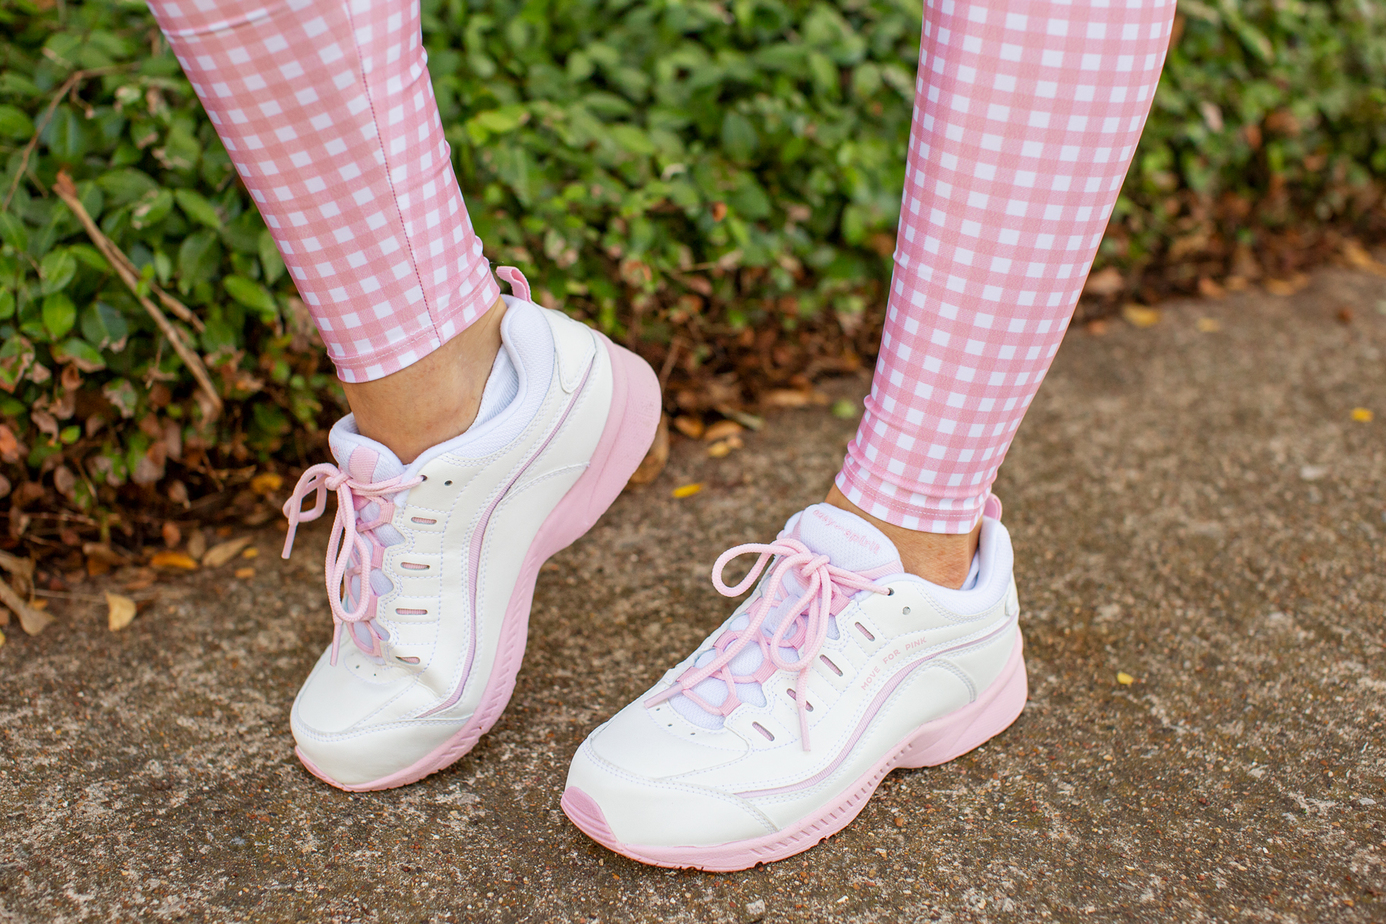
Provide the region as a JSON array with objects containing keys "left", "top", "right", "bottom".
[
  {"left": 81, "top": 225, "right": 205, "bottom": 332},
  {"left": 53, "top": 171, "right": 223, "bottom": 419},
  {"left": 0, "top": 574, "right": 52, "bottom": 636},
  {"left": 2, "top": 66, "right": 126, "bottom": 211}
]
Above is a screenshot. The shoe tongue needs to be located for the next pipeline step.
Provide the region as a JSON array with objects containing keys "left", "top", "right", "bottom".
[
  {"left": 783, "top": 504, "right": 903, "bottom": 575},
  {"left": 328, "top": 419, "right": 405, "bottom": 484}
]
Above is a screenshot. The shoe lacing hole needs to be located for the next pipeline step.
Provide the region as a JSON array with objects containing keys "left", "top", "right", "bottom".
[
  {"left": 887, "top": 588, "right": 894, "bottom": 596},
  {"left": 855, "top": 622, "right": 875, "bottom": 641},
  {"left": 396, "top": 608, "right": 428, "bottom": 616},
  {"left": 902, "top": 606, "right": 911, "bottom": 615},
  {"left": 444, "top": 480, "right": 452, "bottom": 486},
  {"left": 411, "top": 516, "right": 437, "bottom": 525},
  {"left": 752, "top": 722, "right": 775, "bottom": 742},
  {"left": 820, "top": 654, "right": 843, "bottom": 676},
  {"left": 400, "top": 562, "right": 429, "bottom": 571}
]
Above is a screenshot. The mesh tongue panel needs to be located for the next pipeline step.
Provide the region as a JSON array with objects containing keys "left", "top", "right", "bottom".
[{"left": 669, "top": 505, "right": 903, "bottom": 730}]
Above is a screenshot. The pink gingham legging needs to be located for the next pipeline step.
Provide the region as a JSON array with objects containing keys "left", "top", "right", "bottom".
[{"left": 150, "top": 0, "right": 1175, "bottom": 533}]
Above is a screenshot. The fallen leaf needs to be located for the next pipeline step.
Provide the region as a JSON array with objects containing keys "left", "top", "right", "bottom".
[
  {"left": 1351, "top": 408, "right": 1373, "bottom": 423},
  {"left": 703, "top": 420, "right": 744, "bottom": 442},
  {"left": 241, "top": 547, "right": 259, "bottom": 559},
  {"left": 672, "top": 483, "right": 703, "bottom": 499},
  {"left": 150, "top": 550, "right": 198, "bottom": 570},
  {"left": 1196, "top": 277, "right": 1226, "bottom": 299},
  {"left": 186, "top": 530, "right": 207, "bottom": 561},
  {"left": 234, "top": 567, "right": 255, "bottom": 579},
  {"left": 0, "top": 575, "right": 51, "bottom": 636},
  {"left": 763, "top": 389, "right": 812, "bottom": 408},
  {"left": 831, "top": 398, "right": 858, "bottom": 420},
  {"left": 1263, "top": 274, "right": 1309, "bottom": 297},
  {"left": 672, "top": 415, "right": 704, "bottom": 439},
  {"left": 1340, "top": 239, "right": 1386, "bottom": 277},
  {"left": 0, "top": 626, "right": 4, "bottom": 649},
  {"left": 1121, "top": 305, "right": 1161, "bottom": 328},
  {"left": 83, "top": 542, "right": 125, "bottom": 577},
  {"left": 1336, "top": 307, "right": 1353, "bottom": 324},
  {"left": 707, "top": 438, "right": 734, "bottom": 458},
  {"left": 201, "top": 537, "right": 253, "bottom": 568},
  {"left": 1224, "top": 276, "right": 1250, "bottom": 292},
  {"left": 250, "top": 472, "right": 283, "bottom": 495},
  {"left": 1083, "top": 266, "right": 1125, "bottom": 298},
  {"left": 0, "top": 606, "right": 7, "bottom": 626},
  {"left": 1086, "top": 319, "right": 1110, "bottom": 336},
  {"left": 1195, "top": 318, "right": 1221, "bottom": 333},
  {"left": 161, "top": 521, "right": 181, "bottom": 549},
  {"left": 627, "top": 415, "right": 670, "bottom": 486},
  {"left": 105, "top": 592, "right": 137, "bottom": 631},
  {"left": 1117, "top": 672, "right": 1135, "bottom": 685},
  {"left": 124, "top": 567, "right": 157, "bottom": 591}
]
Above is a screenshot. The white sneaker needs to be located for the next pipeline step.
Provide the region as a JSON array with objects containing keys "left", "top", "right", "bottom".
[
  {"left": 282, "top": 274, "right": 661, "bottom": 791},
  {"left": 562, "top": 500, "right": 1026, "bottom": 870}
]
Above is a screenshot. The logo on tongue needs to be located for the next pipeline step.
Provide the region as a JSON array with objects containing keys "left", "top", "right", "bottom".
[{"left": 802, "top": 506, "right": 883, "bottom": 558}]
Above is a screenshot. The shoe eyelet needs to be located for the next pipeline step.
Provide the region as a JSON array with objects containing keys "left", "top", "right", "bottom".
[
  {"left": 887, "top": 588, "right": 895, "bottom": 596},
  {"left": 420, "top": 475, "right": 427, "bottom": 481},
  {"left": 444, "top": 480, "right": 453, "bottom": 486},
  {"left": 902, "top": 606, "right": 911, "bottom": 615}
]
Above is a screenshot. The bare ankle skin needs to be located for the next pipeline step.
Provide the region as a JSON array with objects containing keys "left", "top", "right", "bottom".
[
  {"left": 342, "top": 295, "right": 507, "bottom": 463},
  {"left": 824, "top": 484, "right": 981, "bottom": 589}
]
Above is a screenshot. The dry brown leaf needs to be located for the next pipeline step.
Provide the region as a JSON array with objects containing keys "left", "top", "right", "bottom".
[
  {"left": 671, "top": 415, "right": 704, "bottom": 440},
  {"left": 0, "top": 626, "right": 5, "bottom": 649},
  {"left": 0, "top": 605, "right": 8, "bottom": 626},
  {"left": 250, "top": 472, "right": 283, "bottom": 495},
  {"left": 1083, "top": 266, "right": 1125, "bottom": 298},
  {"left": 1196, "top": 277, "right": 1226, "bottom": 300},
  {"left": 1263, "top": 274, "right": 1309, "bottom": 297},
  {"left": 83, "top": 542, "right": 127, "bottom": 577},
  {"left": 161, "top": 520, "right": 182, "bottom": 549},
  {"left": 0, "top": 574, "right": 51, "bottom": 636},
  {"left": 150, "top": 550, "right": 198, "bottom": 570},
  {"left": 1121, "top": 304, "right": 1162, "bottom": 329},
  {"left": 627, "top": 415, "right": 670, "bottom": 486},
  {"left": 763, "top": 389, "right": 813, "bottom": 408},
  {"left": 186, "top": 530, "right": 207, "bottom": 561},
  {"left": 202, "top": 537, "right": 254, "bottom": 568},
  {"left": 703, "top": 420, "right": 744, "bottom": 442},
  {"left": 1341, "top": 240, "right": 1386, "bottom": 277},
  {"left": 105, "top": 592, "right": 137, "bottom": 631},
  {"left": 124, "top": 567, "right": 157, "bottom": 591},
  {"left": 234, "top": 567, "right": 255, "bottom": 579},
  {"left": 241, "top": 547, "right": 259, "bottom": 559}
]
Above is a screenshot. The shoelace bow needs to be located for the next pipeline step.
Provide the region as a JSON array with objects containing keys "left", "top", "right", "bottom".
[
  {"left": 281, "top": 462, "right": 421, "bottom": 664},
  {"left": 646, "top": 538, "right": 890, "bottom": 750}
]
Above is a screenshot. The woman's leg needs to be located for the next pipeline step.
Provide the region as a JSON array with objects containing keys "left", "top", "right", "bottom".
[
  {"left": 147, "top": 0, "right": 503, "bottom": 461},
  {"left": 564, "top": 0, "right": 1178, "bottom": 869},
  {"left": 832, "top": 0, "right": 1176, "bottom": 585}
]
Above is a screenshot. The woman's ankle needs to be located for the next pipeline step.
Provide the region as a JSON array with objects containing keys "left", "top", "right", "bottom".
[
  {"left": 824, "top": 484, "right": 980, "bottom": 589},
  {"left": 342, "top": 295, "right": 507, "bottom": 463}
]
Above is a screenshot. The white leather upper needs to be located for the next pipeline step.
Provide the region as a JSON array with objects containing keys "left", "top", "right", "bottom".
[
  {"left": 567, "top": 514, "right": 1021, "bottom": 848},
  {"left": 292, "top": 304, "right": 615, "bottom": 786}
]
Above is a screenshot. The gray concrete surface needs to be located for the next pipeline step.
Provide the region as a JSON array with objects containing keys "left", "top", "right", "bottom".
[{"left": 2, "top": 265, "right": 1385, "bottom": 923}]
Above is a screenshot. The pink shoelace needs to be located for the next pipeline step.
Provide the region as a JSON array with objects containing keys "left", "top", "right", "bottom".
[
  {"left": 281, "top": 463, "right": 421, "bottom": 664},
  {"left": 646, "top": 539, "right": 891, "bottom": 750}
]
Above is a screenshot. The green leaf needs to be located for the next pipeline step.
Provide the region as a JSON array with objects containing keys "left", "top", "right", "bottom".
[
  {"left": 96, "top": 168, "right": 159, "bottom": 206},
  {"left": 0, "top": 105, "right": 34, "bottom": 140},
  {"left": 131, "top": 189, "right": 174, "bottom": 229},
  {"left": 42, "top": 106, "right": 87, "bottom": 161},
  {"left": 178, "top": 230, "right": 222, "bottom": 294},
  {"left": 41, "top": 293, "right": 76, "bottom": 341},
  {"left": 51, "top": 337, "right": 106, "bottom": 372},
  {"left": 39, "top": 248, "right": 77, "bottom": 295},
  {"left": 0, "top": 213, "right": 29, "bottom": 251},
  {"left": 224, "top": 275, "right": 278, "bottom": 321},
  {"left": 174, "top": 188, "right": 223, "bottom": 230},
  {"left": 102, "top": 379, "right": 139, "bottom": 418},
  {"left": 721, "top": 112, "right": 759, "bottom": 163},
  {"left": 258, "top": 229, "right": 285, "bottom": 286},
  {"left": 80, "top": 301, "right": 130, "bottom": 350}
]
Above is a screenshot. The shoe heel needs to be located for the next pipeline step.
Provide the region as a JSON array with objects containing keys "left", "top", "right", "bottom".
[
  {"left": 896, "top": 630, "right": 1028, "bottom": 769},
  {"left": 538, "top": 335, "right": 662, "bottom": 556}
]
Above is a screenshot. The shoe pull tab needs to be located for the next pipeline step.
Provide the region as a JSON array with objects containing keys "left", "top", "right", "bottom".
[{"left": 496, "top": 265, "right": 531, "bottom": 303}]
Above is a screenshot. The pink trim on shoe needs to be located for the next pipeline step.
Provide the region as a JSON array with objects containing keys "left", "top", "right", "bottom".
[
  {"left": 562, "top": 629, "right": 1027, "bottom": 871},
  {"left": 297, "top": 336, "right": 662, "bottom": 792}
]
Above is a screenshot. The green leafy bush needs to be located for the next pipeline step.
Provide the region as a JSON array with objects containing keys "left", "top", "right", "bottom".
[{"left": 0, "top": 0, "right": 1382, "bottom": 539}]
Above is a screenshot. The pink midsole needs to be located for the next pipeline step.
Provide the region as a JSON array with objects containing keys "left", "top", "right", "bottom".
[
  {"left": 301, "top": 337, "right": 661, "bottom": 792},
  {"left": 563, "top": 629, "right": 1028, "bottom": 871}
]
